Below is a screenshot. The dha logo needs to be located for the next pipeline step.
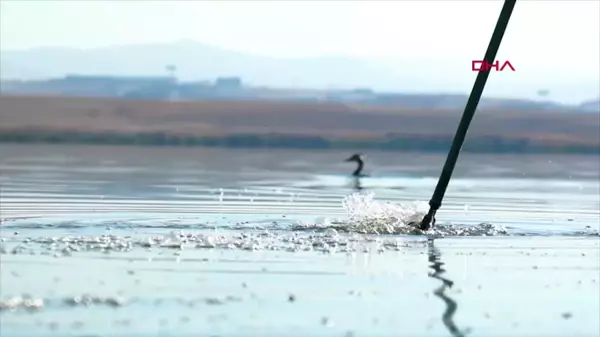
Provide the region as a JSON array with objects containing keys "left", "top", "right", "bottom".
[{"left": 472, "top": 60, "right": 515, "bottom": 72}]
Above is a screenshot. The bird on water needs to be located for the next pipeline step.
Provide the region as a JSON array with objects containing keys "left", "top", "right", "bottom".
[
  {"left": 345, "top": 153, "right": 366, "bottom": 191},
  {"left": 345, "top": 153, "right": 366, "bottom": 177}
]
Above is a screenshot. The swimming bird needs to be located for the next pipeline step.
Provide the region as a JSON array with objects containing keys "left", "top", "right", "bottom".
[
  {"left": 345, "top": 153, "right": 366, "bottom": 191},
  {"left": 344, "top": 153, "right": 366, "bottom": 177}
]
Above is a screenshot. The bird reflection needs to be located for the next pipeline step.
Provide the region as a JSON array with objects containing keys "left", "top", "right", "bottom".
[
  {"left": 427, "top": 238, "right": 467, "bottom": 337},
  {"left": 351, "top": 176, "right": 364, "bottom": 192},
  {"left": 345, "top": 153, "right": 366, "bottom": 192}
]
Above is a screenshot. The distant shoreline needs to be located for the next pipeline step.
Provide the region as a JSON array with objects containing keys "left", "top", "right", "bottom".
[
  {"left": 0, "top": 130, "right": 598, "bottom": 154},
  {"left": 1, "top": 94, "right": 599, "bottom": 155}
]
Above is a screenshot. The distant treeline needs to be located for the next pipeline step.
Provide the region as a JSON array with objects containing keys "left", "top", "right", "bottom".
[{"left": 0, "top": 130, "right": 598, "bottom": 154}]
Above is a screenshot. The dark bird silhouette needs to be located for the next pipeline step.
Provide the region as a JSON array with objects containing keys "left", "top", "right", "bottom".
[
  {"left": 344, "top": 153, "right": 366, "bottom": 191},
  {"left": 344, "top": 153, "right": 366, "bottom": 177}
]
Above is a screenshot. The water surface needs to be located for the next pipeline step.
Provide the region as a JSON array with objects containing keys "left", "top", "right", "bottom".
[{"left": 1, "top": 144, "right": 599, "bottom": 337}]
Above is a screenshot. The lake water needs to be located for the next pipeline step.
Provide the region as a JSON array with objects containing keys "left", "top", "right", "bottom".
[{"left": 0, "top": 144, "right": 599, "bottom": 337}]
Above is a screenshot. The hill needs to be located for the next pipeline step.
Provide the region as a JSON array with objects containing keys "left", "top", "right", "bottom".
[
  {"left": 0, "top": 41, "right": 403, "bottom": 90},
  {"left": 2, "top": 41, "right": 598, "bottom": 110}
]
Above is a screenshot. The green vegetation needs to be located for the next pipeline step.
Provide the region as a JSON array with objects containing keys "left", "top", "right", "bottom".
[{"left": 0, "top": 130, "right": 597, "bottom": 154}]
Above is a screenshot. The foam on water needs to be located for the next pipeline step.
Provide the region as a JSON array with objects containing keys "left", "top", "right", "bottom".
[
  {"left": 293, "top": 192, "right": 511, "bottom": 237},
  {"left": 342, "top": 192, "right": 429, "bottom": 234},
  {"left": 0, "top": 228, "right": 426, "bottom": 260}
]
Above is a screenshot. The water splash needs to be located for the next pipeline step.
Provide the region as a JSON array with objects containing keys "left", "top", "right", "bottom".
[
  {"left": 341, "top": 192, "right": 428, "bottom": 234},
  {"left": 337, "top": 192, "right": 509, "bottom": 236}
]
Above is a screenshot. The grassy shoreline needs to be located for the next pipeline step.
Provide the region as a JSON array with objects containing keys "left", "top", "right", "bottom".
[
  {"left": 1, "top": 130, "right": 598, "bottom": 154},
  {"left": 1, "top": 94, "right": 598, "bottom": 154}
]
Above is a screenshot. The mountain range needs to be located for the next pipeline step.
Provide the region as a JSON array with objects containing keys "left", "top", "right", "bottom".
[
  {"left": 1, "top": 40, "right": 598, "bottom": 112},
  {"left": 1, "top": 40, "right": 405, "bottom": 89}
]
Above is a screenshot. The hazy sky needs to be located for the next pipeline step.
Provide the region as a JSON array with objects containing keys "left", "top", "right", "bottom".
[{"left": 1, "top": 0, "right": 599, "bottom": 102}]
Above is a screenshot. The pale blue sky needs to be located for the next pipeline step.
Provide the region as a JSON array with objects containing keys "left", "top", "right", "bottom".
[{"left": 1, "top": 0, "right": 599, "bottom": 102}]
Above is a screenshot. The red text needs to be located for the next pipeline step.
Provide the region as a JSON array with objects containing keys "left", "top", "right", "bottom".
[{"left": 472, "top": 60, "right": 515, "bottom": 72}]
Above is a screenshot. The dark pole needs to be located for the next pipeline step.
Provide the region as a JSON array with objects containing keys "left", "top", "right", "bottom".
[{"left": 419, "top": 0, "right": 517, "bottom": 231}]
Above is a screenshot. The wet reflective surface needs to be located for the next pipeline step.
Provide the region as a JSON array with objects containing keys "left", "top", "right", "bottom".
[{"left": 1, "top": 144, "right": 599, "bottom": 337}]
